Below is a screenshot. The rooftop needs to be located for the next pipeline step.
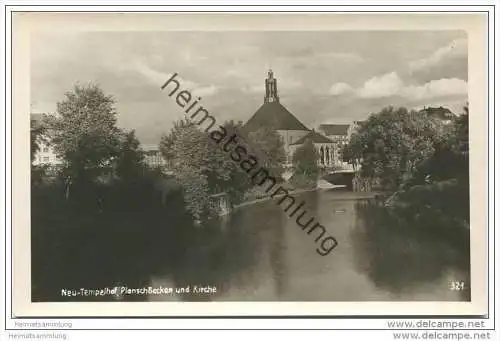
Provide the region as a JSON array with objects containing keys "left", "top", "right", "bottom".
[
  {"left": 318, "top": 124, "right": 351, "bottom": 136},
  {"left": 291, "top": 130, "right": 333, "bottom": 145},
  {"left": 142, "top": 144, "right": 161, "bottom": 152},
  {"left": 243, "top": 102, "right": 309, "bottom": 132},
  {"left": 419, "top": 106, "right": 456, "bottom": 120}
]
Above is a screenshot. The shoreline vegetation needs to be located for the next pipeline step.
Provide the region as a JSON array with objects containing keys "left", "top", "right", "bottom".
[{"left": 235, "top": 187, "right": 380, "bottom": 210}]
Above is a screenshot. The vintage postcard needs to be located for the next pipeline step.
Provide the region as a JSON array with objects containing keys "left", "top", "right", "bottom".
[{"left": 10, "top": 12, "right": 489, "bottom": 317}]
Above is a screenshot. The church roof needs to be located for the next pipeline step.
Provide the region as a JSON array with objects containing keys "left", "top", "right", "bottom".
[
  {"left": 291, "top": 130, "right": 333, "bottom": 145},
  {"left": 318, "top": 124, "right": 350, "bottom": 136},
  {"left": 243, "top": 102, "right": 309, "bottom": 132}
]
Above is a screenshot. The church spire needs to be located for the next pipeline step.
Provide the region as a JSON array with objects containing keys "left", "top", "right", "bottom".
[{"left": 264, "top": 69, "right": 279, "bottom": 103}]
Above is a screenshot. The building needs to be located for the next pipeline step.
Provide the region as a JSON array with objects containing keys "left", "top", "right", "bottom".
[
  {"left": 142, "top": 144, "right": 167, "bottom": 168},
  {"left": 317, "top": 124, "right": 350, "bottom": 143},
  {"left": 243, "top": 70, "right": 337, "bottom": 168},
  {"left": 420, "top": 106, "right": 455, "bottom": 125},
  {"left": 31, "top": 113, "right": 63, "bottom": 167},
  {"left": 289, "top": 129, "right": 337, "bottom": 167},
  {"left": 317, "top": 123, "right": 358, "bottom": 167}
]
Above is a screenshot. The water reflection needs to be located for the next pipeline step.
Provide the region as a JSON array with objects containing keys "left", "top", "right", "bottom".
[
  {"left": 350, "top": 200, "right": 470, "bottom": 300},
  {"left": 34, "top": 187, "right": 470, "bottom": 302},
  {"left": 150, "top": 190, "right": 470, "bottom": 302}
]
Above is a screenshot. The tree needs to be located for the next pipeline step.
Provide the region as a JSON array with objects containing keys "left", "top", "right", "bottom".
[
  {"left": 30, "top": 118, "right": 45, "bottom": 164},
  {"left": 159, "top": 118, "right": 193, "bottom": 162},
  {"left": 454, "top": 104, "right": 469, "bottom": 154},
  {"left": 46, "top": 83, "right": 122, "bottom": 183},
  {"left": 245, "top": 125, "right": 286, "bottom": 178},
  {"left": 160, "top": 120, "right": 242, "bottom": 220},
  {"left": 115, "top": 130, "right": 145, "bottom": 181},
  {"left": 292, "top": 139, "right": 320, "bottom": 177},
  {"left": 291, "top": 139, "right": 320, "bottom": 189},
  {"left": 342, "top": 106, "right": 447, "bottom": 191},
  {"left": 30, "top": 115, "right": 53, "bottom": 187}
]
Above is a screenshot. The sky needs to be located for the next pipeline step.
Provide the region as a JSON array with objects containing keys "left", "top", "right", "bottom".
[{"left": 31, "top": 30, "right": 468, "bottom": 144}]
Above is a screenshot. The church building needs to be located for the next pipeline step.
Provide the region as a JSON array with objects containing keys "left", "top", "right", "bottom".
[{"left": 243, "top": 70, "right": 336, "bottom": 168}]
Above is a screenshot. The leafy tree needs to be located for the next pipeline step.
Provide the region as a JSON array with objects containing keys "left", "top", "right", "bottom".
[
  {"left": 115, "top": 130, "right": 145, "bottom": 181},
  {"left": 245, "top": 125, "right": 286, "bottom": 178},
  {"left": 30, "top": 115, "right": 51, "bottom": 187},
  {"left": 292, "top": 139, "right": 320, "bottom": 178},
  {"left": 454, "top": 104, "right": 469, "bottom": 154},
  {"left": 342, "top": 106, "right": 447, "bottom": 191},
  {"left": 46, "top": 83, "right": 122, "bottom": 183},
  {"left": 159, "top": 118, "right": 193, "bottom": 161},
  {"left": 30, "top": 118, "right": 46, "bottom": 164},
  {"left": 370, "top": 104, "right": 471, "bottom": 228},
  {"left": 405, "top": 104, "right": 468, "bottom": 188},
  {"left": 160, "top": 120, "right": 237, "bottom": 220},
  {"left": 160, "top": 117, "right": 288, "bottom": 220},
  {"left": 290, "top": 139, "right": 320, "bottom": 189},
  {"left": 216, "top": 120, "right": 254, "bottom": 204}
]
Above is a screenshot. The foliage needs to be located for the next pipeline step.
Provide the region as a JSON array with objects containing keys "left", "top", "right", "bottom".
[
  {"left": 31, "top": 174, "right": 193, "bottom": 301},
  {"left": 219, "top": 120, "right": 255, "bottom": 204},
  {"left": 31, "top": 164, "right": 50, "bottom": 188},
  {"left": 46, "top": 83, "right": 122, "bottom": 183},
  {"left": 159, "top": 118, "right": 193, "bottom": 161},
  {"left": 31, "top": 115, "right": 50, "bottom": 187},
  {"left": 159, "top": 117, "right": 288, "bottom": 220},
  {"left": 115, "top": 130, "right": 145, "bottom": 181},
  {"left": 391, "top": 179, "right": 469, "bottom": 227},
  {"left": 289, "top": 172, "right": 317, "bottom": 189},
  {"left": 403, "top": 106, "right": 468, "bottom": 189},
  {"left": 160, "top": 120, "right": 252, "bottom": 220},
  {"left": 342, "top": 106, "right": 447, "bottom": 191},
  {"left": 245, "top": 125, "right": 286, "bottom": 178},
  {"left": 292, "top": 139, "right": 320, "bottom": 178},
  {"left": 161, "top": 122, "right": 210, "bottom": 220},
  {"left": 30, "top": 117, "right": 47, "bottom": 164},
  {"left": 381, "top": 104, "right": 470, "bottom": 227}
]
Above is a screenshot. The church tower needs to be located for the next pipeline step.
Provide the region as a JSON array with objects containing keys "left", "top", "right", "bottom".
[{"left": 264, "top": 69, "right": 279, "bottom": 103}]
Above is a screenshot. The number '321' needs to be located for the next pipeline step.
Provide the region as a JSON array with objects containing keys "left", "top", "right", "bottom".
[{"left": 450, "top": 281, "right": 465, "bottom": 291}]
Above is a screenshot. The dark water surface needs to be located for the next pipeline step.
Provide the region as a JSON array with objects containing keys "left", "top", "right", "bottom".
[
  {"left": 148, "top": 190, "right": 470, "bottom": 302},
  {"left": 33, "top": 188, "right": 470, "bottom": 302}
]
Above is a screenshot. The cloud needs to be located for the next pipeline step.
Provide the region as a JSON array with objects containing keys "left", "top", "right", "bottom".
[
  {"left": 191, "top": 84, "right": 219, "bottom": 97},
  {"left": 133, "top": 61, "right": 219, "bottom": 97},
  {"left": 409, "top": 38, "right": 467, "bottom": 72},
  {"left": 329, "top": 82, "right": 354, "bottom": 96},
  {"left": 357, "top": 72, "right": 404, "bottom": 98},
  {"left": 330, "top": 71, "right": 467, "bottom": 101},
  {"left": 318, "top": 52, "right": 365, "bottom": 64},
  {"left": 402, "top": 78, "right": 468, "bottom": 100}
]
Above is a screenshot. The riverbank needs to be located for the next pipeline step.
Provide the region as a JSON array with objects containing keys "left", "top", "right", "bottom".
[
  {"left": 233, "top": 186, "right": 380, "bottom": 209},
  {"left": 234, "top": 187, "right": 317, "bottom": 209}
]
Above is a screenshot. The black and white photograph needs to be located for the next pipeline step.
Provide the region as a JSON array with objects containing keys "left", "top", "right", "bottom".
[{"left": 10, "top": 12, "right": 490, "bottom": 318}]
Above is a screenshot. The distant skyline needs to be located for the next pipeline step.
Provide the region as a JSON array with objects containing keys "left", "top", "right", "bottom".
[{"left": 31, "top": 31, "right": 468, "bottom": 144}]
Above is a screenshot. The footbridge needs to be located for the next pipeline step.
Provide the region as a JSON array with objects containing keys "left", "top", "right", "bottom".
[
  {"left": 282, "top": 163, "right": 359, "bottom": 190},
  {"left": 320, "top": 165, "right": 358, "bottom": 190}
]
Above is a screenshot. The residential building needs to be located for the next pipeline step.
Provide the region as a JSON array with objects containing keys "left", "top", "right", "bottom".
[
  {"left": 419, "top": 106, "right": 456, "bottom": 125},
  {"left": 31, "top": 113, "right": 63, "bottom": 167},
  {"left": 142, "top": 144, "right": 167, "bottom": 168}
]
